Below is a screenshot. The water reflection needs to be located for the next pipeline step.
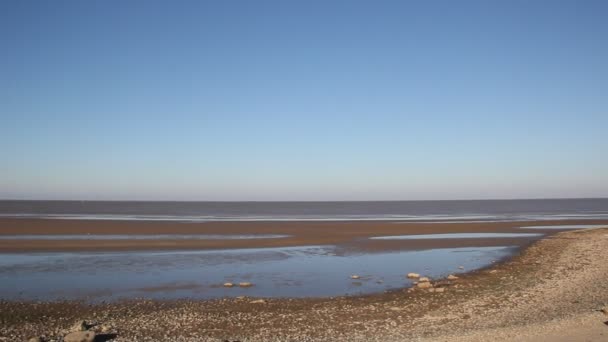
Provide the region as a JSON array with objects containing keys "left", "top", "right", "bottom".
[{"left": 0, "top": 245, "right": 515, "bottom": 302}]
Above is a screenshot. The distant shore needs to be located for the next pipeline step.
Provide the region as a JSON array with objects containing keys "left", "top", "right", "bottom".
[
  {"left": 2, "top": 226, "right": 607, "bottom": 341},
  {"left": 2, "top": 218, "right": 608, "bottom": 253}
]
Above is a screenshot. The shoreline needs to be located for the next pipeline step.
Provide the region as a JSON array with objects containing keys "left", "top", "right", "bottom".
[
  {"left": 1, "top": 218, "right": 608, "bottom": 253},
  {"left": 1, "top": 227, "right": 608, "bottom": 341}
]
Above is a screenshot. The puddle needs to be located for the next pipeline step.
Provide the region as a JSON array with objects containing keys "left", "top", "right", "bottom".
[
  {"left": 519, "top": 225, "right": 607, "bottom": 230},
  {"left": 0, "top": 245, "right": 514, "bottom": 302},
  {"left": 370, "top": 233, "right": 543, "bottom": 240},
  {"left": 0, "top": 234, "right": 289, "bottom": 240}
]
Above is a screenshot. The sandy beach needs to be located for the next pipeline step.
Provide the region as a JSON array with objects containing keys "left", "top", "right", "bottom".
[
  {"left": 1, "top": 221, "right": 608, "bottom": 341},
  {"left": 2, "top": 218, "right": 608, "bottom": 253}
]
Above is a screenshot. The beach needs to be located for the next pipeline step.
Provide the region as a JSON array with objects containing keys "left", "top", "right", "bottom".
[
  {"left": 1, "top": 226, "right": 607, "bottom": 341},
  {"left": 1, "top": 219, "right": 608, "bottom": 341},
  {"left": 2, "top": 218, "right": 607, "bottom": 252}
]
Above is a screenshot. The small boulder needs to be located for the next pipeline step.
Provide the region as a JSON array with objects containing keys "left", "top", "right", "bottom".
[
  {"left": 223, "top": 282, "right": 234, "bottom": 287},
  {"left": 417, "top": 282, "right": 432, "bottom": 289},
  {"left": 419, "top": 277, "right": 430, "bottom": 282},
  {"left": 435, "top": 287, "right": 445, "bottom": 293},
  {"left": 458, "top": 266, "right": 465, "bottom": 270},
  {"left": 350, "top": 275, "right": 360, "bottom": 279},
  {"left": 250, "top": 299, "right": 266, "bottom": 304},
  {"left": 64, "top": 331, "right": 95, "bottom": 342},
  {"left": 69, "top": 320, "right": 88, "bottom": 332},
  {"left": 238, "top": 282, "right": 253, "bottom": 287},
  {"left": 407, "top": 273, "right": 420, "bottom": 279},
  {"left": 447, "top": 274, "right": 459, "bottom": 280},
  {"left": 27, "top": 338, "right": 42, "bottom": 342}
]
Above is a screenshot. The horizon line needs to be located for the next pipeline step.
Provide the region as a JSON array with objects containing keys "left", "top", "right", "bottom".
[{"left": 1, "top": 197, "right": 607, "bottom": 203}]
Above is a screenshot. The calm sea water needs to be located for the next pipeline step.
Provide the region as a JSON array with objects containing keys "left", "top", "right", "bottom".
[{"left": 0, "top": 198, "right": 607, "bottom": 222}]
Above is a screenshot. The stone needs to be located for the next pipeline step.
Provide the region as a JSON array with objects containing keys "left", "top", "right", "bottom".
[
  {"left": 223, "top": 282, "right": 234, "bottom": 287},
  {"left": 350, "top": 275, "right": 360, "bottom": 279},
  {"left": 419, "top": 277, "right": 430, "bottom": 282},
  {"left": 458, "top": 266, "right": 465, "bottom": 270},
  {"left": 250, "top": 299, "right": 266, "bottom": 304},
  {"left": 27, "top": 338, "right": 42, "bottom": 342},
  {"left": 447, "top": 274, "right": 459, "bottom": 280},
  {"left": 69, "top": 320, "right": 87, "bottom": 332},
  {"left": 417, "top": 282, "right": 432, "bottom": 289},
  {"left": 407, "top": 273, "right": 420, "bottom": 279},
  {"left": 435, "top": 287, "right": 445, "bottom": 293},
  {"left": 100, "top": 325, "right": 111, "bottom": 333},
  {"left": 489, "top": 270, "right": 498, "bottom": 274},
  {"left": 64, "top": 331, "right": 95, "bottom": 342},
  {"left": 238, "top": 282, "right": 253, "bottom": 287}
]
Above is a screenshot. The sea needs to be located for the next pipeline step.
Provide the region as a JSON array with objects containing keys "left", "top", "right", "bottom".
[{"left": 1, "top": 198, "right": 607, "bottom": 222}]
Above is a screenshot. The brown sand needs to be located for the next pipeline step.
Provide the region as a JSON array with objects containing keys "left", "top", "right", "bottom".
[
  {"left": 1, "top": 218, "right": 608, "bottom": 252},
  {"left": 1, "top": 226, "right": 607, "bottom": 341}
]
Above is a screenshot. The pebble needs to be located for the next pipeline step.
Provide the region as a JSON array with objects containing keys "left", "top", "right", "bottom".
[
  {"left": 407, "top": 273, "right": 420, "bottom": 278},
  {"left": 350, "top": 275, "right": 360, "bottom": 279},
  {"left": 238, "top": 282, "right": 253, "bottom": 287},
  {"left": 447, "top": 274, "right": 459, "bottom": 280},
  {"left": 223, "top": 282, "right": 234, "bottom": 287},
  {"left": 250, "top": 299, "right": 266, "bottom": 304},
  {"left": 419, "top": 277, "right": 430, "bottom": 282}
]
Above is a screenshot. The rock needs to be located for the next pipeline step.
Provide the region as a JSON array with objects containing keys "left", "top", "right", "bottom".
[
  {"left": 389, "top": 306, "right": 402, "bottom": 311},
  {"left": 100, "top": 325, "right": 111, "bottom": 333},
  {"left": 69, "top": 320, "right": 88, "bottom": 332},
  {"left": 428, "top": 288, "right": 435, "bottom": 293},
  {"left": 27, "top": 338, "right": 42, "bottom": 342},
  {"left": 447, "top": 274, "right": 459, "bottom": 280},
  {"left": 223, "top": 282, "right": 234, "bottom": 287},
  {"left": 458, "top": 266, "right": 465, "bottom": 270},
  {"left": 489, "top": 270, "right": 498, "bottom": 274},
  {"left": 350, "top": 275, "right": 360, "bottom": 279},
  {"left": 435, "top": 287, "right": 445, "bottom": 293},
  {"left": 238, "top": 282, "right": 253, "bottom": 287},
  {"left": 64, "top": 331, "right": 95, "bottom": 342},
  {"left": 250, "top": 299, "right": 266, "bottom": 304},
  {"left": 419, "top": 277, "right": 430, "bottom": 282},
  {"left": 417, "top": 282, "right": 432, "bottom": 289},
  {"left": 407, "top": 273, "right": 420, "bottom": 279}
]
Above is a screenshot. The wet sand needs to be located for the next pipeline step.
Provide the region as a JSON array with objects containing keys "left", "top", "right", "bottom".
[
  {"left": 2, "top": 218, "right": 608, "bottom": 252},
  {"left": 2, "top": 226, "right": 607, "bottom": 341}
]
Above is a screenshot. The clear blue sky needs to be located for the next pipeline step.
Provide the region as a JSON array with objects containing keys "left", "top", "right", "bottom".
[{"left": 1, "top": 0, "right": 607, "bottom": 201}]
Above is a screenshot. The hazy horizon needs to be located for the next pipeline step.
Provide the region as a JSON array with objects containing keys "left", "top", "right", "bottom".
[{"left": 2, "top": 1, "right": 607, "bottom": 201}]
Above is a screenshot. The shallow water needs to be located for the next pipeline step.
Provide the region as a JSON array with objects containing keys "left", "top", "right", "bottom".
[
  {"left": 2, "top": 198, "right": 608, "bottom": 222},
  {"left": 370, "top": 233, "right": 543, "bottom": 240},
  {"left": 519, "top": 224, "right": 607, "bottom": 230},
  {"left": 0, "top": 234, "right": 289, "bottom": 240},
  {"left": 0, "top": 245, "right": 515, "bottom": 302}
]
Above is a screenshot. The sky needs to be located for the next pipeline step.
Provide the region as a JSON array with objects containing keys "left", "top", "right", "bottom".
[{"left": 1, "top": 0, "right": 607, "bottom": 201}]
